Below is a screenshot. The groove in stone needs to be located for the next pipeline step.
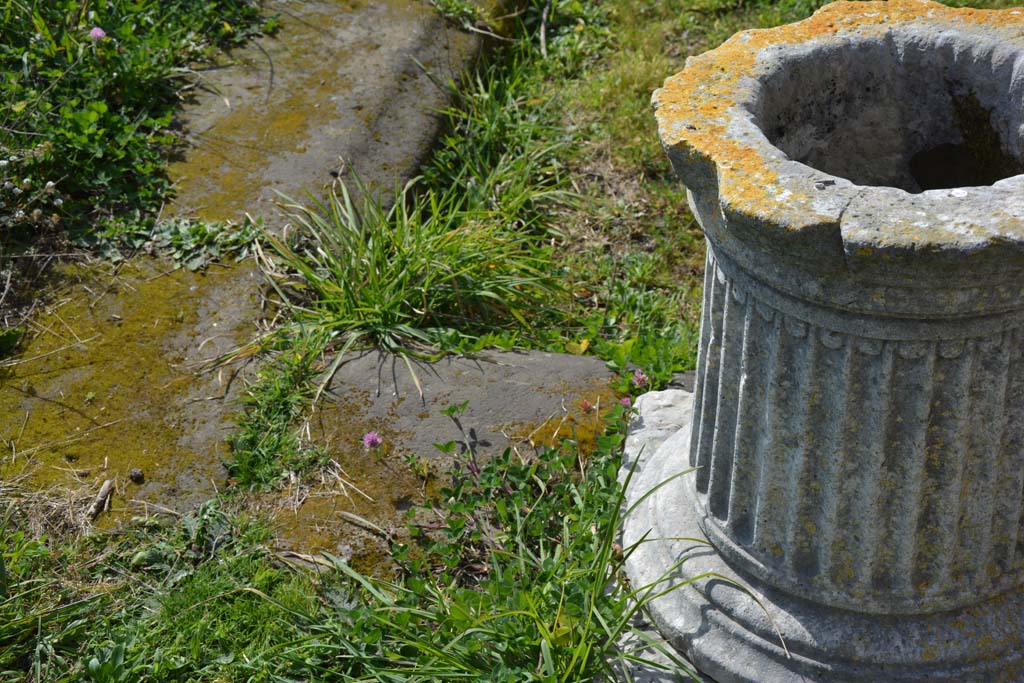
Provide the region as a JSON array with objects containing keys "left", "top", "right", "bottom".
[
  {"left": 782, "top": 322, "right": 815, "bottom": 579},
  {"left": 694, "top": 261, "right": 725, "bottom": 488},
  {"left": 871, "top": 344, "right": 935, "bottom": 595},
  {"left": 814, "top": 340, "right": 852, "bottom": 585},
  {"left": 791, "top": 332, "right": 847, "bottom": 581},
  {"left": 690, "top": 255, "right": 715, "bottom": 469},
  {"left": 917, "top": 344, "right": 973, "bottom": 594},
  {"left": 751, "top": 314, "right": 803, "bottom": 562},
  {"left": 990, "top": 334, "right": 1022, "bottom": 576},
  {"left": 994, "top": 333, "right": 1024, "bottom": 574},
  {"left": 845, "top": 342, "right": 894, "bottom": 593},
  {"left": 1017, "top": 472, "right": 1024, "bottom": 570},
  {"left": 707, "top": 279, "right": 744, "bottom": 519},
  {"left": 956, "top": 333, "right": 1011, "bottom": 589},
  {"left": 727, "top": 301, "right": 767, "bottom": 545},
  {"left": 749, "top": 311, "right": 784, "bottom": 557}
]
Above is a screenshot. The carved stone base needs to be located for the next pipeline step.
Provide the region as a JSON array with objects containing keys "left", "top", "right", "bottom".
[{"left": 622, "top": 392, "right": 1024, "bottom": 683}]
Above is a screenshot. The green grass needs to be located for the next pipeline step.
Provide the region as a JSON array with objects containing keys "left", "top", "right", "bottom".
[
  {"left": 5, "top": 407, "right": 703, "bottom": 682},
  {"left": 0, "top": 503, "right": 105, "bottom": 680},
  {"left": 261, "top": 177, "right": 565, "bottom": 363},
  {"left": 248, "top": 23, "right": 576, "bottom": 378},
  {"left": 245, "top": 405, "right": 701, "bottom": 682},
  {"left": 0, "top": 0, "right": 271, "bottom": 240},
  {"left": 0, "top": 0, "right": 274, "bottom": 333},
  {"left": 226, "top": 332, "right": 329, "bottom": 489},
  {"left": 86, "top": 505, "right": 320, "bottom": 683},
  {"left": 1, "top": 498, "right": 319, "bottom": 682},
  {"left": 248, "top": 0, "right": 702, "bottom": 419}
]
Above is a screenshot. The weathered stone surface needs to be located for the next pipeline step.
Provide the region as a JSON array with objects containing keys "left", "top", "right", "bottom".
[
  {"left": 691, "top": 249, "right": 1024, "bottom": 614},
  {"left": 268, "top": 349, "right": 617, "bottom": 566},
  {"left": 622, "top": 389, "right": 694, "bottom": 476},
  {"left": 323, "top": 349, "right": 617, "bottom": 466},
  {"left": 634, "top": 1, "right": 1024, "bottom": 680},
  {"left": 169, "top": 0, "right": 480, "bottom": 222},
  {"left": 1, "top": 0, "right": 488, "bottom": 520}
]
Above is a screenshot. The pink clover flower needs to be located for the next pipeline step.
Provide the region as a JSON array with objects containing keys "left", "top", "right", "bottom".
[{"left": 362, "top": 431, "right": 383, "bottom": 449}]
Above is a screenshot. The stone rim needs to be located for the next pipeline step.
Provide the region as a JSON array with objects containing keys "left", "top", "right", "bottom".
[{"left": 653, "top": 0, "right": 1024, "bottom": 294}]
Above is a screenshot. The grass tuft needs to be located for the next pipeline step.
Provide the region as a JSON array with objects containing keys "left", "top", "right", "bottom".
[
  {"left": 261, "top": 177, "right": 565, "bottom": 358},
  {"left": 227, "top": 333, "right": 328, "bottom": 489}
]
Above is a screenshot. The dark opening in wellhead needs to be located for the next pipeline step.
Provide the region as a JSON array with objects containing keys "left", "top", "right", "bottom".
[
  {"left": 755, "top": 36, "right": 1024, "bottom": 193},
  {"left": 908, "top": 93, "right": 1023, "bottom": 191}
]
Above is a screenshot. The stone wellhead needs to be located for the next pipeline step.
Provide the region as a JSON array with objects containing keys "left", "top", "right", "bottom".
[{"left": 623, "top": 1, "right": 1024, "bottom": 681}]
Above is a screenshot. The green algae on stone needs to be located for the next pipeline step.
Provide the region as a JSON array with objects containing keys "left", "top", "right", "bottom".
[
  {"left": 166, "top": 0, "right": 478, "bottom": 223},
  {"left": 0, "top": 259, "right": 256, "bottom": 521},
  {"left": 503, "top": 383, "right": 622, "bottom": 458},
  {"left": 261, "top": 391, "right": 442, "bottom": 578}
]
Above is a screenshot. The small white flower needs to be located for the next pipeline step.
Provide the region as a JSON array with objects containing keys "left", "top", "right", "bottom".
[
  {"left": 3, "top": 181, "right": 12, "bottom": 189},
  {"left": 11, "top": 187, "right": 22, "bottom": 195},
  {"left": 54, "top": 198, "right": 63, "bottom": 206},
  {"left": 0, "top": 160, "right": 8, "bottom": 167},
  {"left": 45, "top": 180, "right": 54, "bottom": 189},
  {"left": 14, "top": 209, "right": 25, "bottom": 219}
]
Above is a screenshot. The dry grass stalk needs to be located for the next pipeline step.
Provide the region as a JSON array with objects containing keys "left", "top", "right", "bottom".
[{"left": 0, "top": 476, "right": 97, "bottom": 542}]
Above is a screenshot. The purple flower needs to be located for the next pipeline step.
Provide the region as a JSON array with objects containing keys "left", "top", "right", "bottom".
[
  {"left": 619, "top": 397, "right": 632, "bottom": 407},
  {"left": 362, "top": 431, "right": 382, "bottom": 449},
  {"left": 89, "top": 27, "right": 106, "bottom": 41},
  {"left": 630, "top": 368, "right": 648, "bottom": 388}
]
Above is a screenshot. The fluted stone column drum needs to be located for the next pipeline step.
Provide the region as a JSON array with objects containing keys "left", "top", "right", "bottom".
[{"left": 622, "top": 2, "right": 1024, "bottom": 681}]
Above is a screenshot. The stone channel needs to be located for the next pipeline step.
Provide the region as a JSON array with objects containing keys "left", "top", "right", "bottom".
[{"left": 0, "top": 0, "right": 614, "bottom": 571}]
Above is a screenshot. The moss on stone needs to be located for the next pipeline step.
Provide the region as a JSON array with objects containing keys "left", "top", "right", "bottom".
[{"left": 0, "top": 259, "right": 253, "bottom": 521}]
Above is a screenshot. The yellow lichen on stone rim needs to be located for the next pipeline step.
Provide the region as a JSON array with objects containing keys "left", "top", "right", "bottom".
[{"left": 653, "top": 0, "right": 1024, "bottom": 222}]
